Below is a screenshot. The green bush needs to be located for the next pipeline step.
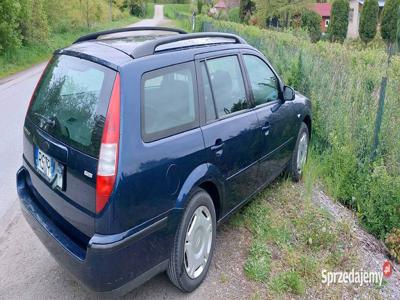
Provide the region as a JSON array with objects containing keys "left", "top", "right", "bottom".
[
  {"left": 329, "top": 0, "right": 349, "bottom": 42},
  {"left": 359, "top": 0, "right": 379, "bottom": 45},
  {"left": 177, "top": 16, "right": 400, "bottom": 241},
  {"left": 0, "top": 0, "right": 22, "bottom": 53},
  {"left": 126, "top": 0, "right": 146, "bottom": 17},
  {"left": 385, "top": 228, "right": 400, "bottom": 262},
  {"left": 0, "top": 2, "right": 137, "bottom": 78},
  {"left": 301, "top": 10, "right": 321, "bottom": 43},
  {"left": 239, "top": 0, "right": 255, "bottom": 22},
  {"left": 228, "top": 7, "right": 241, "bottom": 23},
  {"left": 19, "top": 0, "right": 49, "bottom": 45},
  {"left": 381, "top": 0, "right": 400, "bottom": 47}
]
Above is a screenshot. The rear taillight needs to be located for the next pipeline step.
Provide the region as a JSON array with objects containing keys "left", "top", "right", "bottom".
[{"left": 96, "top": 73, "right": 121, "bottom": 214}]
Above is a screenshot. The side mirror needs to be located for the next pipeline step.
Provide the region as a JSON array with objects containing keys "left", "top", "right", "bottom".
[{"left": 283, "top": 86, "right": 295, "bottom": 101}]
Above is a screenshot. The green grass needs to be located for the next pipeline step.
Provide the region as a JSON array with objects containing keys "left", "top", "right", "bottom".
[
  {"left": 229, "top": 174, "right": 362, "bottom": 297},
  {"left": 164, "top": 4, "right": 191, "bottom": 18},
  {"left": 0, "top": 16, "right": 139, "bottom": 79},
  {"left": 244, "top": 238, "right": 271, "bottom": 282},
  {"left": 270, "top": 271, "right": 306, "bottom": 295},
  {"left": 145, "top": 2, "right": 155, "bottom": 18},
  {"left": 163, "top": 4, "right": 193, "bottom": 30}
]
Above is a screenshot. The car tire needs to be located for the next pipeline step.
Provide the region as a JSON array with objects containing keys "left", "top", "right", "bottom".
[
  {"left": 167, "top": 188, "right": 216, "bottom": 292},
  {"left": 287, "top": 122, "right": 309, "bottom": 182}
]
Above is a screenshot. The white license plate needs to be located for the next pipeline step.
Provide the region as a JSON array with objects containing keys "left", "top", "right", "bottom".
[
  {"left": 34, "top": 146, "right": 64, "bottom": 189},
  {"left": 35, "top": 147, "right": 55, "bottom": 180}
]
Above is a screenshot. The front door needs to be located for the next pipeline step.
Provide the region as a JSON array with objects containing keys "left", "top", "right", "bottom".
[{"left": 241, "top": 52, "right": 295, "bottom": 185}]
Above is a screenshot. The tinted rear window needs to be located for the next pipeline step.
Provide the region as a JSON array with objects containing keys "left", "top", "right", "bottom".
[{"left": 27, "top": 55, "right": 116, "bottom": 157}]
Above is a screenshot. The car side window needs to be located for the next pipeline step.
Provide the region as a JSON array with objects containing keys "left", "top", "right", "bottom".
[
  {"left": 142, "top": 62, "right": 197, "bottom": 142},
  {"left": 206, "top": 56, "right": 248, "bottom": 117},
  {"left": 200, "top": 62, "right": 217, "bottom": 122},
  {"left": 243, "top": 55, "right": 280, "bottom": 105}
]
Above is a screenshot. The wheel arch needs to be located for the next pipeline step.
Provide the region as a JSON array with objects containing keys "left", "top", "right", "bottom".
[
  {"left": 198, "top": 181, "right": 221, "bottom": 221},
  {"left": 175, "top": 163, "right": 224, "bottom": 221}
]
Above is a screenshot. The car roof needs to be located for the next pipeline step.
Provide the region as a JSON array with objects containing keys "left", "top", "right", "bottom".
[{"left": 57, "top": 27, "right": 255, "bottom": 70}]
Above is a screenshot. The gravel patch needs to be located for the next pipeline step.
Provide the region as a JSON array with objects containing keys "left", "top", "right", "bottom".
[{"left": 312, "top": 188, "right": 400, "bottom": 300}]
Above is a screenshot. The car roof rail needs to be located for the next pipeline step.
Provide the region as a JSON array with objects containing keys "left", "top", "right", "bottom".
[
  {"left": 73, "top": 26, "right": 187, "bottom": 44},
  {"left": 131, "top": 32, "right": 247, "bottom": 58}
]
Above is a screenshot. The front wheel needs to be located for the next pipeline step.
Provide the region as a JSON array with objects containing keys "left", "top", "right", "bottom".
[
  {"left": 167, "top": 188, "right": 216, "bottom": 292},
  {"left": 288, "top": 122, "right": 309, "bottom": 182}
]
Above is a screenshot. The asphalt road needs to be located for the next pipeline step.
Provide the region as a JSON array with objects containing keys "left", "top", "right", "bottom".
[
  {"left": 0, "top": 62, "right": 46, "bottom": 222},
  {"left": 0, "top": 6, "right": 241, "bottom": 299}
]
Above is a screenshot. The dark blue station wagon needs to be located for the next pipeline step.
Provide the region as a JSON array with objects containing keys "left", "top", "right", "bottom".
[{"left": 17, "top": 27, "right": 311, "bottom": 295}]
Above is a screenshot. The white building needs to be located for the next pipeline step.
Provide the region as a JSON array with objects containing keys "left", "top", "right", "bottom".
[{"left": 347, "top": 0, "right": 385, "bottom": 39}]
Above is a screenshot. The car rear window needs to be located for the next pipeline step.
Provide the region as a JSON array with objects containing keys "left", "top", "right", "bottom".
[{"left": 27, "top": 55, "right": 116, "bottom": 157}]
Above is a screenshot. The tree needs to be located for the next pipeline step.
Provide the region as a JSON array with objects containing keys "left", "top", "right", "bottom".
[
  {"left": 197, "top": 0, "right": 204, "bottom": 14},
  {"left": 124, "top": 0, "right": 145, "bottom": 17},
  {"left": 359, "top": 0, "right": 379, "bottom": 45},
  {"left": 239, "top": 0, "right": 255, "bottom": 22},
  {"left": 19, "top": 0, "right": 49, "bottom": 44},
  {"left": 329, "top": 0, "right": 349, "bottom": 43},
  {"left": 381, "top": 0, "right": 400, "bottom": 51},
  {"left": 301, "top": 10, "right": 322, "bottom": 42},
  {"left": 0, "top": 0, "right": 22, "bottom": 53},
  {"left": 372, "top": 0, "right": 400, "bottom": 158}
]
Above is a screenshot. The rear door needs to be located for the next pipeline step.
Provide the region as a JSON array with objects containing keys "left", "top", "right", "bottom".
[
  {"left": 241, "top": 52, "right": 295, "bottom": 184},
  {"left": 23, "top": 54, "right": 116, "bottom": 240},
  {"left": 197, "top": 53, "right": 261, "bottom": 215}
]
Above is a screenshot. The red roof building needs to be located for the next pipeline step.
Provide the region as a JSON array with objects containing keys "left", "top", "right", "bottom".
[
  {"left": 311, "top": 3, "right": 332, "bottom": 32},
  {"left": 214, "top": 0, "right": 228, "bottom": 9},
  {"left": 213, "top": 0, "right": 240, "bottom": 12}
]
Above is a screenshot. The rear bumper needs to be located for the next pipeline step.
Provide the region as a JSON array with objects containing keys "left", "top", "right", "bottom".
[{"left": 16, "top": 167, "right": 176, "bottom": 295}]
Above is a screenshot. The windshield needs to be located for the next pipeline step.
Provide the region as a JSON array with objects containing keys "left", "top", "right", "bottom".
[{"left": 27, "top": 55, "right": 116, "bottom": 157}]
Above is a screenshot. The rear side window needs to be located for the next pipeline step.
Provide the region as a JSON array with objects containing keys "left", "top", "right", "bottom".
[
  {"left": 142, "top": 62, "right": 198, "bottom": 142},
  {"left": 206, "top": 56, "right": 248, "bottom": 117},
  {"left": 27, "top": 55, "right": 116, "bottom": 157}
]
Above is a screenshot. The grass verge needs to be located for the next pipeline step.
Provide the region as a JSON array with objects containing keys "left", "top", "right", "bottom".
[
  {"left": 228, "top": 166, "right": 382, "bottom": 298},
  {"left": 145, "top": 2, "right": 155, "bottom": 19}
]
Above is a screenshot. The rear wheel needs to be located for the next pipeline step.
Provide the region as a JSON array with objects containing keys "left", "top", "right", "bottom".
[
  {"left": 167, "top": 188, "right": 216, "bottom": 292},
  {"left": 288, "top": 122, "right": 309, "bottom": 182}
]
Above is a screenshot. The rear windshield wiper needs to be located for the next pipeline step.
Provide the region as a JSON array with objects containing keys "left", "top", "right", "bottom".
[
  {"left": 34, "top": 112, "right": 70, "bottom": 138},
  {"left": 34, "top": 112, "right": 56, "bottom": 127}
]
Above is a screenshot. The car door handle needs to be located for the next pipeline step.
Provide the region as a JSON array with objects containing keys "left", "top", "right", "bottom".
[
  {"left": 261, "top": 123, "right": 271, "bottom": 136},
  {"left": 210, "top": 139, "right": 224, "bottom": 157},
  {"left": 211, "top": 143, "right": 224, "bottom": 151}
]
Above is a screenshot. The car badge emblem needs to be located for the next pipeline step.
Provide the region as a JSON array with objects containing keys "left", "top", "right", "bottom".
[{"left": 42, "top": 141, "right": 50, "bottom": 151}]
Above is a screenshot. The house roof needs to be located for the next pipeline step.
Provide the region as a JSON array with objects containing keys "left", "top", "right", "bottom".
[
  {"left": 311, "top": 3, "right": 332, "bottom": 17},
  {"left": 215, "top": 0, "right": 227, "bottom": 9}
]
